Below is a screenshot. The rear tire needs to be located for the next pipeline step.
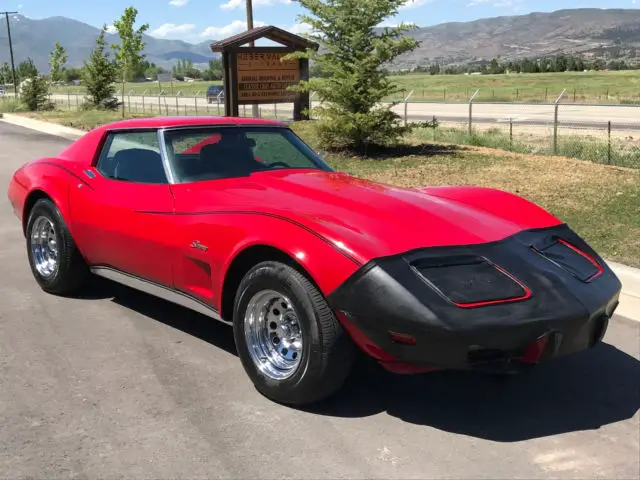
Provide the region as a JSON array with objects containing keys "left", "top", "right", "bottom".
[
  {"left": 233, "top": 261, "right": 355, "bottom": 406},
  {"left": 26, "top": 198, "right": 89, "bottom": 296}
]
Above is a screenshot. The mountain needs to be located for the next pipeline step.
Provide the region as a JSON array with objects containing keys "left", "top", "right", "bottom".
[
  {"left": 0, "top": 8, "right": 639, "bottom": 73},
  {"left": 392, "top": 8, "right": 640, "bottom": 68},
  {"left": 0, "top": 15, "right": 218, "bottom": 71}
]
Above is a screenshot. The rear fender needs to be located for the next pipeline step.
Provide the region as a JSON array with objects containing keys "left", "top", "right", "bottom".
[{"left": 18, "top": 160, "right": 73, "bottom": 234}]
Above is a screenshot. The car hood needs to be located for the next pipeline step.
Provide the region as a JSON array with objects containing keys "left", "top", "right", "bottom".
[{"left": 173, "top": 170, "right": 562, "bottom": 264}]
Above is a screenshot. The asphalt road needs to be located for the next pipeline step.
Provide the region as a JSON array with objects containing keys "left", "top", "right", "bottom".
[
  {"left": 47, "top": 93, "right": 640, "bottom": 131},
  {"left": 1, "top": 121, "right": 639, "bottom": 479}
]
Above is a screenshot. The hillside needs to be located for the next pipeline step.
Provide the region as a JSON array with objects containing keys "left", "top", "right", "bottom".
[
  {"left": 0, "top": 8, "right": 639, "bottom": 72},
  {"left": 394, "top": 8, "right": 640, "bottom": 68},
  {"left": 0, "top": 15, "right": 218, "bottom": 71}
]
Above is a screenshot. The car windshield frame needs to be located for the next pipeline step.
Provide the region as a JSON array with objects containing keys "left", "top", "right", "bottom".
[{"left": 159, "top": 125, "right": 334, "bottom": 184}]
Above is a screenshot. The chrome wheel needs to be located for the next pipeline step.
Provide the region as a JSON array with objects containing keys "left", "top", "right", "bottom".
[
  {"left": 244, "top": 289, "right": 303, "bottom": 380},
  {"left": 30, "top": 216, "right": 59, "bottom": 278}
]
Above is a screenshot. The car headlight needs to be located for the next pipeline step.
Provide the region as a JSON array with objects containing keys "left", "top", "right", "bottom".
[{"left": 531, "top": 237, "right": 603, "bottom": 282}]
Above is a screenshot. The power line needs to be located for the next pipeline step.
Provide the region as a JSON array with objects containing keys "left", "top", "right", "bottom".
[{"left": 1, "top": 11, "right": 18, "bottom": 96}]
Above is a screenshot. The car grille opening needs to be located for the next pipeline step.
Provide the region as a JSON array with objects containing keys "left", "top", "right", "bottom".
[{"left": 410, "top": 255, "right": 529, "bottom": 307}]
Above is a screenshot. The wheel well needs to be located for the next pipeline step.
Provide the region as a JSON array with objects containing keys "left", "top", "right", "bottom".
[
  {"left": 22, "top": 190, "right": 51, "bottom": 235},
  {"left": 220, "top": 245, "right": 312, "bottom": 322}
]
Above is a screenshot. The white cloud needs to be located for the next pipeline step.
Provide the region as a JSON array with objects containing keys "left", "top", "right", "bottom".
[
  {"left": 290, "top": 22, "right": 313, "bottom": 35},
  {"left": 400, "top": 0, "right": 433, "bottom": 9},
  {"left": 201, "top": 19, "right": 267, "bottom": 38},
  {"left": 150, "top": 23, "right": 197, "bottom": 39},
  {"left": 17, "top": 4, "right": 23, "bottom": 9},
  {"left": 105, "top": 24, "right": 117, "bottom": 34},
  {"left": 169, "top": 0, "right": 189, "bottom": 5},
  {"left": 467, "top": 0, "right": 521, "bottom": 6},
  {"left": 221, "top": 0, "right": 292, "bottom": 10}
]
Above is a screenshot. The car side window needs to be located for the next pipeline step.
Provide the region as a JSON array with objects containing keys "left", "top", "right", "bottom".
[{"left": 96, "top": 131, "right": 167, "bottom": 184}]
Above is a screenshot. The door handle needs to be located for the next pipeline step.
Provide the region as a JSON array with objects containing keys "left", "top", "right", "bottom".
[{"left": 83, "top": 169, "right": 96, "bottom": 179}]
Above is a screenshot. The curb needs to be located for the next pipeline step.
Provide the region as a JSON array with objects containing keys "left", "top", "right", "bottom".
[
  {"left": 0, "top": 113, "right": 86, "bottom": 140},
  {"left": 1, "top": 112, "right": 639, "bottom": 322}
]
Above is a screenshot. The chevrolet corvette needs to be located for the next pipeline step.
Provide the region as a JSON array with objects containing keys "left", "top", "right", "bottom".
[{"left": 7, "top": 116, "right": 622, "bottom": 405}]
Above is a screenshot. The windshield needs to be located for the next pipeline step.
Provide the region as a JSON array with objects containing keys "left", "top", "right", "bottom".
[{"left": 163, "top": 126, "right": 334, "bottom": 183}]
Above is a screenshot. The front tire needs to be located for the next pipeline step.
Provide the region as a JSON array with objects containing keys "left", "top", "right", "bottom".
[
  {"left": 26, "top": 198, "right": 89, "bottom": 295},
  {"left": 233, "top": 261, "right": 355, "bottom": 406}
]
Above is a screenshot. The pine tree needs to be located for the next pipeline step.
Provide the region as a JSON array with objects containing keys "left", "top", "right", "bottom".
[
  {"left": 21, "top": 70, "right": 53, "bottom": 111},
  {"left": 290, "top": 0, "right": 420, "bottom": 153},
  {"left": 83, "top": 26, "right": 119, "bottom": 109}
]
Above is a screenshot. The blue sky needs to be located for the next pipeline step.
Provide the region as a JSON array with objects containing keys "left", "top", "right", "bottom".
[{"left": 8, "top": 0, "right": 640, "bottom": 43}]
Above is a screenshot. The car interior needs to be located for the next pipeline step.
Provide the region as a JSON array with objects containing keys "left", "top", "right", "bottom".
[{"left": 171, "top": 131, "right": 268, "bottom": 182}]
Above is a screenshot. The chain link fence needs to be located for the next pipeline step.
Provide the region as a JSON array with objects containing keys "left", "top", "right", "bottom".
[
  {"left": 44, "top": 90, "right": 295, "bottom": 120},
  {"left": 391, "top": 86, "right": 640, "bottom": 104},
  {"left": 2, "top": 88, "right": 638, "bottom": 169},
  {"left": 404, "top": 89, "right": 640, "bottom": 169}
]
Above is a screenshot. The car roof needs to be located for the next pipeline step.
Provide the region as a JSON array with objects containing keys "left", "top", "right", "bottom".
[{"left": 96, "top": 116, "right": 286, "bottom": 131}]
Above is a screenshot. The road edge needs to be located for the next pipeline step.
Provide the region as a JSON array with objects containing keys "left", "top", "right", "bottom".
[
  {"left": 2, "top": 112, "right": 638, "bottom": 323},
  {"left": 1, "top": 112, "right": 86, "bottom": 140}
]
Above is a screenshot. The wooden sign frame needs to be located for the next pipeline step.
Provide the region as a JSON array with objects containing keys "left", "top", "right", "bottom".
[{"left": 211, "top": 26, "right": 316, "bottom": 121}]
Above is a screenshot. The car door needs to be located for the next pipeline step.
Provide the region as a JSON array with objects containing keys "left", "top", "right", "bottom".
[{"left": 69, "top": 130, "right": 176, "bottom": 287}]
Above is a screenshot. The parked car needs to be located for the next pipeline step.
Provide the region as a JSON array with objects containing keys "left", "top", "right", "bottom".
[
  {"left": 7, "top": 116, "right": 622, "bottom": 406},
  {"left": 206, "top": 85, "right": 224, "bottom": 104}
]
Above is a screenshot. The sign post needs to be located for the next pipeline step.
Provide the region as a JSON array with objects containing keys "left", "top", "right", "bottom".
[{"left": 211, "top": 26, "right": 317, "bottom": 120}]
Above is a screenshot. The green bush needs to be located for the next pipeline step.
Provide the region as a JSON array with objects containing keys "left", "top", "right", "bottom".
[{"left": 20, "top": 75, "right": 54, "bottom": 112}]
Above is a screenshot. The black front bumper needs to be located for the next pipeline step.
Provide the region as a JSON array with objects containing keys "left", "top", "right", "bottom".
[{"left": 327, "top": 224, "right": 621, "bottom": 372}]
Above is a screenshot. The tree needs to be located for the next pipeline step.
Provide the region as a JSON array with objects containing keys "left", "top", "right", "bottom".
[
  {"left": 21, "top": 68, "right": 53, "bottom": 111},
  {"left": 290, "top": 0, "right": 420, "bottom": 152},
  {"left": 63, "top": 67, "right": 84, "bottom": 83},
  {"left": 112, "top": 6, "right": 149, "bottom": 116},
  {"left": 49, "top": 42, "right": 68, "bottom": 83},
  {"left": 17, "top": 58, "right": 38, "bottom": 82},
  {"left": 0, "top": 62, "right": 10, "bottom": 84},
  {"left": 144, "top": 63, "right": 167, "bottom": 80},
  {"left": 83, "top": 26, "right": 119, "bottom": 109}
]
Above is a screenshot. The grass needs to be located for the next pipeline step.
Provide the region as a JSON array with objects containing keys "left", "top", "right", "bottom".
[
  {"left": 0, "top": 98, "right": 25, "bottom": 113},
  {"left": 414, "top": 126, "right": 640, "bottom": 169},
  {"left": 50, "top": 70, "right": 640, "bottom": 104},
  {"left": 390, "top": 70, "right": 640, "bottom": 103},
  {"left": 13, "top": 109, "right": 640, "bottom": 267}
]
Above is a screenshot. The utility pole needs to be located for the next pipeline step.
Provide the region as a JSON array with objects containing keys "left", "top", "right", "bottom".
[
  {"left": 246, "top": 0, "right": 259, "bottom": 118},
  {"left": 1, "top": 12, "right": 18, "bottom": 96}
]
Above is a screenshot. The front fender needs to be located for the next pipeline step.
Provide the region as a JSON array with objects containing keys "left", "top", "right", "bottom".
[
  {"left": 172, "top": 212, "right": 362, "bottom": 311},
  {"left": 422, "top": 186, "right": 563, "bottom": 230}
]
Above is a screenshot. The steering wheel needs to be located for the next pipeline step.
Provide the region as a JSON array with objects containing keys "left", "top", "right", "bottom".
[{"left": 266, "top": 161, "right": 290, "bottom": 169}]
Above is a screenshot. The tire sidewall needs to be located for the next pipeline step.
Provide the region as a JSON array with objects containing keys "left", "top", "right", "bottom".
[
  {"left": 233, "top": 262, "right": 324, "bottom": 403},
  {"left": 26, "top": 199, "right": 67, "bottom": 290}
]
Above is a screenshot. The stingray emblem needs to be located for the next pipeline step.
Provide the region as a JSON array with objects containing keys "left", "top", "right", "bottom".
[{"left": 190, "top": 240, "right": 208, "bottom": 252}]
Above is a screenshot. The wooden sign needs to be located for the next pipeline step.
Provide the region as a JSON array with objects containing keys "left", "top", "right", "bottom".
[{"left": 235, "top": 52, "right": 300, "bottom": 103}]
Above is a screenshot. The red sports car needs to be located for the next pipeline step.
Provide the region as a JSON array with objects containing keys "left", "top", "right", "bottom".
[{"left": 8, "top": 116, "right": 622, "bottom": 405}]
